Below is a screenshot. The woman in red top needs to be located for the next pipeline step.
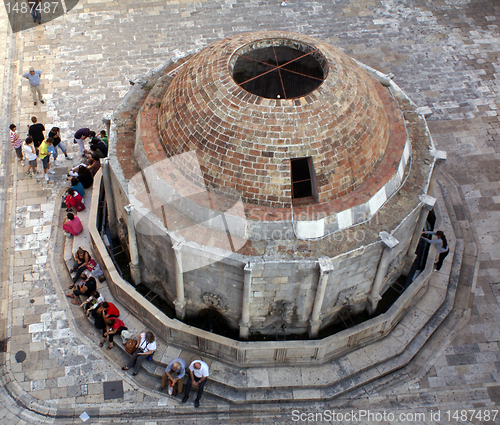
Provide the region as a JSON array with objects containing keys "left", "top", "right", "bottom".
[
  {"left": 102, "top": 302, "right": 120, "bottom": 319},
  {"left": 65, "top": 188, "right": 85, "bottom": 212},
  {"left": 100, "top": 317, "right": 126, "bottom": 350}
]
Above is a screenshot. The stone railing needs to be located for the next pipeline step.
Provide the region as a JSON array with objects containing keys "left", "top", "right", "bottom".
[{"left": 89, "top": 171, "right": 438, "bottom": 367}]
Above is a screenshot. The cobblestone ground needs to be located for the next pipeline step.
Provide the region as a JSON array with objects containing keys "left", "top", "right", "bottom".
[{"left": 0, "top": 0, "right": 500, "bottom": 424}]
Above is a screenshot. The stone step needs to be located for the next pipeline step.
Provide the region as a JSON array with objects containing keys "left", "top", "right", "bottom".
[{"left": 62, "top": 175, "right": 462, "bottom": 403}]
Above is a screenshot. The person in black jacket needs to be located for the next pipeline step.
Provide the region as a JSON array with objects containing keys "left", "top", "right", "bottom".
[
  {"left": 28, "top": 116, "right": 44, "bottom": 151},
  {"left": 76, "top": 165, "right": 94, "bottom": 188}
]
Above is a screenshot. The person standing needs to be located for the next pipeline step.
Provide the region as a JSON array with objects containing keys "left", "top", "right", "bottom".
[
  {"left": 182, "top": 360, "right": 209, "bottom": 408},
  {"left": 74, "top": 128, "right": 92, "bottom": 158},
  {"left": 31, "top": 0, "right": 41, "bottom": 24},
  {"left": 23, "top": 137, "right": 37, "bottom": 176},
  {"left": 22, "top": 67, "right": 44, "bottom": 105},
  {"left": 421, "top": 230, "right": 450, "bottom": 271},
  {"left": 39, "top": 137, "right": 55, "bottom": 181},
  {"left": 28, "top": 117, "right": 45, "bottom": 153},
  {"left": 48, "top": 127, "right": 73, "bottom": 164},
  {"left": 9, "top": 124, "right": 24, "bottom": 167}
]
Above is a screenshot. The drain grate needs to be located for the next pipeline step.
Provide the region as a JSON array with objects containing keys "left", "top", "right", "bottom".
[
  {"left": 15, "top": 351, "right": 26, "bottom": 362},
  {"left": 103, "top": 381, "right": 123, "bottom": 400},
  {"left": 0, "top": 339, "right": 6, "bottom": 353}
]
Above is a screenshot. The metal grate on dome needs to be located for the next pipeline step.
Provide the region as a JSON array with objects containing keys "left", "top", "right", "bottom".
[{"left": 232, "top": 40, "right": 326, "bottom": 99}]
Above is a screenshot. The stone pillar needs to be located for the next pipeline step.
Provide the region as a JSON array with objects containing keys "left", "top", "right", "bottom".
[
  {"left": 239, "top": 262, "right": 252, "bottom": 340},
  {"left": 124, "top": 204, "right": 141, "bottom": 285},
  {"left": 367, "top": 232, "right": 399, "bottom": 316},
  {"left": 308, "top": 257, "right": 334, "bottom": 339},
  {"left": 172, "top": 241, "right": 187, "bottom": 320},
  {"left": 404, "top": 194, "right": 436, "bottom": 273},
  {"left": 427, "top": 150, "right": 447, "bottom": 195},
  {"left": 101, "top": 159, "right": 117, "bottom": 239}
]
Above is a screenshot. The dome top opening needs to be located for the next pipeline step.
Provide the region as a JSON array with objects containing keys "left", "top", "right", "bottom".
[{"left": 231, "top": 39, "right": 326, "bottom": 99}]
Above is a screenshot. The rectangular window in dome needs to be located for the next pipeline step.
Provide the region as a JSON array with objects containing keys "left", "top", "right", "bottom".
[{"left": 290, "top": 157, "right": 318, "bottom": 204}]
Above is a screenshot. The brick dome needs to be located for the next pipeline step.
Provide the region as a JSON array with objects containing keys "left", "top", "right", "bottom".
[{"left": 157, "top": 31, "right": 403, "bottom": 210}]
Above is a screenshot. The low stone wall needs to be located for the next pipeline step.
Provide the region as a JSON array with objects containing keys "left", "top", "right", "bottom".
[{"left": 89, "top": 171, "right": 441, "bottom": 367}]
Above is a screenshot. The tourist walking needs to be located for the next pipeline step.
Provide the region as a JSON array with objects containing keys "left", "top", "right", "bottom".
[
  {"left": 22, "top": 67, "right": 44, "bottom": 105},
  {"left": 31, "top": 0, "right": 41, "bottom": 24},
  {"left": 39, "top": 137, "right": 54, "bottom": 181},
  {"left": 9, "top": 124, "right": 24, "bottom": 167},
  {"left": 48, "top": 127, "right": 73, "bottom": 164}
]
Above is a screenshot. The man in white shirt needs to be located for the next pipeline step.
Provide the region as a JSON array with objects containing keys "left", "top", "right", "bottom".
[{"left": 181, "top": 360, "right": 209, "bottom": 408}]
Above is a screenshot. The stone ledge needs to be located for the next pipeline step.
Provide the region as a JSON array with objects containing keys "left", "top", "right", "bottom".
[{"left": 85, "top": 171, "right": 462, "bottom": 402}]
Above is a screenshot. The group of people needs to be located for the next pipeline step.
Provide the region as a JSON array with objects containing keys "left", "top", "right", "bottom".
[
  {"left": 66, "top": 248, "right": 124, "bottom": 350},
  {"left": 9, "top": 114, "right": 108, "bottom": 184},
  {"left": 65, "top": 248, "right": 210, "bottom": 407},
  {"left": 159, "top": 358, "right": 210, "bottom": 408}
]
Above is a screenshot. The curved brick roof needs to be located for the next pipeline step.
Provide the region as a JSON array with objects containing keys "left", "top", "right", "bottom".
[{"left": 157, "top": 31, "right": 401, "bottom": 210}]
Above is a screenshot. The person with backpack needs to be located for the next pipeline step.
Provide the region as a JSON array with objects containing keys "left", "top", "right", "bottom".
[{"left": 65, "top": 188, "right": 85, "bottom": 212}]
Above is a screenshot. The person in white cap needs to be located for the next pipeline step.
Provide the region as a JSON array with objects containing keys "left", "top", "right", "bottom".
[{"left": 22, "top": 67, "right": 44, "bottom": 106}]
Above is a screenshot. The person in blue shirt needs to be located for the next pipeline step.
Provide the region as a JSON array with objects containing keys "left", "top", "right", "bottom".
[
  {"left": 22, "top": 67, "right": 44, "bottom": 105},
  {"left": 69, "top": 177, "right": 85, "bottom": 198}
]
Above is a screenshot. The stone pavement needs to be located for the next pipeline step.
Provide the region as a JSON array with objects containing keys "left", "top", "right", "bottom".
[{"left": 0, "top": 0, "right": 500, "bottom": 424}]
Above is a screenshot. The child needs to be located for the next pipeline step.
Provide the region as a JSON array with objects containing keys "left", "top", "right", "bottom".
[
  {"left": 9, "top": 124, "right": 24, "bottom": 167},
  {"left": 39, "top": 137, "right": 55, "bottom": 181},
  {"left": 23, "top": 137, "right": 37, "bottom": 176}
]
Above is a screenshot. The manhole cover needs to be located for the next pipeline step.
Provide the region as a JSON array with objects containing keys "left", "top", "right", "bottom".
[
  {"left": 103, "top": 380, "right": 123, "bottom": 400},
  {"left": 15, "top": 351, "right": 26, "bottom": 362},
  {"left": 30, "top": 299, "right": 35, "bottom": 304}
]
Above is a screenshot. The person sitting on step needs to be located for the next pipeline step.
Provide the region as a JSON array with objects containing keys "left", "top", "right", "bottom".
[{"left": 122, "top": 331, "right": 156, "bottom": 376}]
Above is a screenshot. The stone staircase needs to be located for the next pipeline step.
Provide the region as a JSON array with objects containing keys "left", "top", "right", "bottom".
[{"left": 61, "top": 176, "right": 463, "bottom": 404}]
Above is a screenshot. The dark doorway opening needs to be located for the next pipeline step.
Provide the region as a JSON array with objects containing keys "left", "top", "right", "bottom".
[{"left": 291, "top": 157, "right": 317, "bottom": 204}]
